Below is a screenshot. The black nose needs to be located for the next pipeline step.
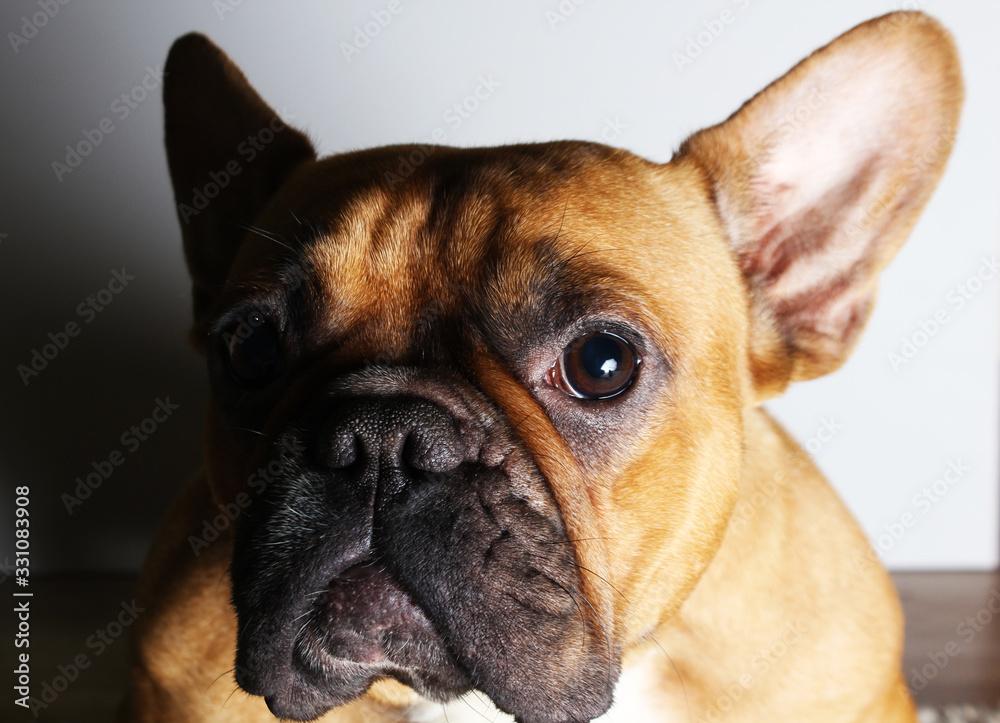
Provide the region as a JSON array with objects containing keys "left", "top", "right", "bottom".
[{"left": 319, "top": 397, "right": 466, "bottom": 475}]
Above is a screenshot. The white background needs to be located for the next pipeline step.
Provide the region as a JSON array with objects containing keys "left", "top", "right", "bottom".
[{"left": 0, "top": 0, "right": 996, "bottom": 572}]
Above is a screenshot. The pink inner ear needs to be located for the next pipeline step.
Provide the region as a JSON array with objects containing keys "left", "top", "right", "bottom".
[
  {"left": 745, "top": 149, "right": 928, "bottom": 353},
  {"left": 745, "top": 159, "right": 875, "bottom": 283},
  {"left": 680, "top": 12, "right": 962, "bottom": 385}
]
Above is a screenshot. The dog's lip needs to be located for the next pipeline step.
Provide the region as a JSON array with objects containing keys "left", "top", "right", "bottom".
[
  {"left": 319, "top": 559, "right": 438, "bottom": 637},
  {"left": 251, "top": 559, "right": 471, "bottom": 721},
  {"left": 289, "top": 558, "right": 471, "bottom": 700}
]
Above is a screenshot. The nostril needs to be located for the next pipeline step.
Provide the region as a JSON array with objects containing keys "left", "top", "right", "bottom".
[
  {"left": 315, "top": 397, "right": 473, "bottom": 476},
  {"left": 401, "top": 425, "right": 463, "bottom": 474}
]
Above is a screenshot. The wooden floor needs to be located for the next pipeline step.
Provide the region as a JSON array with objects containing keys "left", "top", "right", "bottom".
[
  {"left": 2, "top": 573, "right": 997, "bottom": 721},
  {"left": 895, "top": 572, "right": 1000, "bottom": 708}
]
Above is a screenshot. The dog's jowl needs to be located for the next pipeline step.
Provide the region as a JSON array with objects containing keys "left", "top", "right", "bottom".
[{"left": 119, "top": 12, "right": 962, "bottom": 723}]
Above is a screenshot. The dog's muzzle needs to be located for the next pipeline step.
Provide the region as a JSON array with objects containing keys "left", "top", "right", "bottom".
[{"left": 228, "top": 369, "right": 617, "bottom": 723}]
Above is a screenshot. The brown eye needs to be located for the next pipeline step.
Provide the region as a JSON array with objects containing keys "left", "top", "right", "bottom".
[
  {"left": 223, "top": 311, "right": 280, "bottom": 385},
  {"left": 552, "top": 332, "right": 639, "bottom": 399}
]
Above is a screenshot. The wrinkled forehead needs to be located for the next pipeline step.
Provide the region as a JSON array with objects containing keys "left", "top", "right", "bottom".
[
  {"left": 222, "top": 141, "right": 729, "bottom": 367},
  {"left": 301, "top": 146, "right": 578, "bottom": 331},
  {"left": 226, "top": 145, "right": 651, "bottom": 344}
]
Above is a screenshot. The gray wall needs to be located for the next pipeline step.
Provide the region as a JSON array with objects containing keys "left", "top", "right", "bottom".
[{"left": 0, "top": 0, "right": 996, "bottom": 575}]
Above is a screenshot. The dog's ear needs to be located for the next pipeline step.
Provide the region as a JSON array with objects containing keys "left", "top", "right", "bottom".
[
  {"left": 678, "top": 12, "right": 962, "bottom": 400},
  {"left": 163, "top": 33, "right": 316, "bottom": 346}
]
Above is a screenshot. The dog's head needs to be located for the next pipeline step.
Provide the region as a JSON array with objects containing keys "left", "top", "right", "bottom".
[{"left": 163, "top": 12, "right": 960, "bottom": 722}]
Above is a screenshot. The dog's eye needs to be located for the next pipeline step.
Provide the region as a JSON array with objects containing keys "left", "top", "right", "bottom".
[
  {"left": 222, "top": 311, "right": 280, "bottom": 385},
  {"left": 551, "top": 332, "right": 639, "bottom": 400}
]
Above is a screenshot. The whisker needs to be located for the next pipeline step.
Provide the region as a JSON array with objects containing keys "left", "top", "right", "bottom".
[
  {"left": 207, "top": 666, "right": 236, "bottom": 693},
  {"left": 572, "top": 562, "right": 631, "bottom": 603},
  {"left": 566, "top": 245, "right": 624, "bottom": 261},
  {"left": 649, "top": 634, "right": 692, "bottom": 722},
  {"left": 455, "top": 688, "right": 497, "bottom": 722},
  {"left": 540, "top": 573, "right": 590, "bottom": 652},
  {"left": 224, "top": 425, "right": 270, "bottom": 439},
  {"left": 571, "top": 586, "right": 617, "bottom": 697},
  {"left": 564, "top": 237, "right": 595, "bottom": 264},
  {"left": 552, "top": 201, "right": 569, "bottom": 246},
  {"left": 221, "top": 684, "right": 241, "bottom": 709},
  {"left": 236, "top": 223, "right": 296, "bottom": 252},
  {"left": 511, "top": 412, "right": 537, "bottom": 433},
  {"left": 522, "top": 551, "right": 630, "bottom": 604},
  {"left": 294, "top": 618, "right": 312, "bottom": 644}
]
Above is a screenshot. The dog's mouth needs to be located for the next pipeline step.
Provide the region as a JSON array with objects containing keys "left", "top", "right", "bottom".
[
  {"left": 229, "top": 375, "right": 619, "bottom": 723},
  {"left": 312, "top": 561, "right": 449, "bottom": 674},
  {"left": 233, "top": 475, "right": 618, "bottom": 723},
  {"left": 247, "top": 560, "right": 471, "bottom": 719}
]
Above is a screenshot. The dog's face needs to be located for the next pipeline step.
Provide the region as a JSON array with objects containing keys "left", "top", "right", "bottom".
[
  {"left": 163, "top": 13, "right": 960, "bottom": 723},
  {"left": 202, "top": 142, "right": 745, "bottom": 721}
]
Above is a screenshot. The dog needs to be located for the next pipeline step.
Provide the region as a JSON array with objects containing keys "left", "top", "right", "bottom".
[{"left": 118, "top": 11, "right": 962, "bottom": 723}]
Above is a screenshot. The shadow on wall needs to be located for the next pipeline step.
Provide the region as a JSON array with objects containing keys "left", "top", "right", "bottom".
[{"left": 0, "top": 199, "right": 208, "bottom": 576}]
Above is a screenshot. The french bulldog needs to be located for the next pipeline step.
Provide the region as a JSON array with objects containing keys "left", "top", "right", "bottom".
[{"left": 119, "top": 11, "right": 962, "bottom": 723}]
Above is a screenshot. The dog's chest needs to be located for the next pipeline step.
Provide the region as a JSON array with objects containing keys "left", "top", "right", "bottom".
[{"left": 404, "top": 656, "right": 663, "bottom": 723}]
